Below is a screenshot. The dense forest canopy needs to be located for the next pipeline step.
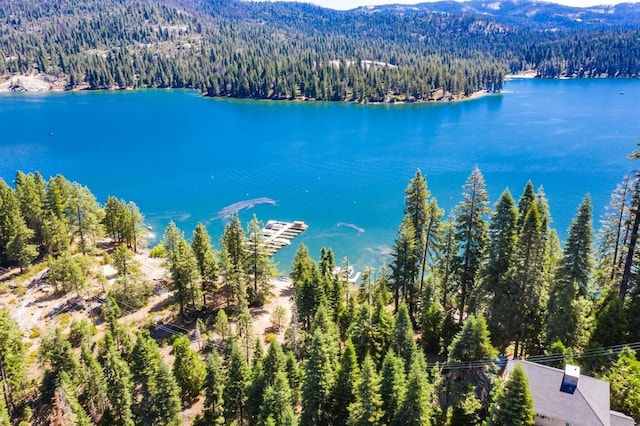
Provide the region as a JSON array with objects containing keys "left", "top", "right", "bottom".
[
  {"left": 0, "top": 0, "right": 639, "bottom": 101},
  {"left": 2, "top": 144, "right": 640, "bottom": 423}
]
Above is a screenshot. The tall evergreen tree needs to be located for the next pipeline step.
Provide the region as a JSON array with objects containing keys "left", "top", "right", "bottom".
[
  {"left": 486, "top": 364, "right": 535, "bottom": 426},
  {"left": 478, "top": 189, "right": 518, "bottom": 325},
  {"left": 259, "top": 371, "right": 297, "bottom": 426},
  {"left": 390, "top": 215, "right": 419, "bottom": 313},
  {"left": 130, "top": 332, "right": 181, "bottom": 426},
  {"left": 0, "top": 308, "right": 26, "bottom": 418},
  {"left": 172, "top": 335, "right": 206, "bottom": 402},
  {"left": 246, "top": 215, "right": 275, "bottom": 305},
  {"left": 393, "top": 303, "right": 417, "bottom": 369},
  {"left": 301, "top": 327, "right": 338, "bottom": 426},
  {"left": 220, "top": 214, "right": 247, "bottom": 308},
  {"left": 331, "top": 340, "right": 359, "bottom": 425},
  {"left": 454, "top": 166, "right": 490, "bottom": 323},
  {"left": 395, "top": 351, "right": 432, "bottom": 426},
  {"left": 167, "top": 231, "right": 202, "bottom": 318},
  {"left": 380, "top": 349, "right": 406, "bottom": 426},
  {"left": 101, "top": 333, "right": 135, "bottom": 426},
  {"left": 547, "top": 195, "right": 594, "bottom": 349},
  {"left": 503, "top": 203, "right": 548, "bottom": 356},
  {"left": 404, "top": 170, "right": 430, "bottom": 291},
  {"left": 192, "top": 222, "right": 218, "bottom": 306},
  {"left": 224, "top": 340, "right": 249, "bottom": 425},
  {"left": 203, "top": 351, "right": 225, "bottom": 426},
  {"left": 348, "top": 355, "right": 384, "bottom": 426}
]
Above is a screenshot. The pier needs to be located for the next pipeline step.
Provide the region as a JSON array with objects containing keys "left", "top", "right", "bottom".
[{"left": 261, "top": 220, "right": 308, "bottom": 255}]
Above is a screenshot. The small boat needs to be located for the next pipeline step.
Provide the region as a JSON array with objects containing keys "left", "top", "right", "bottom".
[{"left": 620, "top": 92, "right": 625, "bottom": 95}]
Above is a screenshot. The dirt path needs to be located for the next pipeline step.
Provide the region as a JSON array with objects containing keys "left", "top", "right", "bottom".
[{"left": 251, "top": 277, "right": 294, "bottom": 345}]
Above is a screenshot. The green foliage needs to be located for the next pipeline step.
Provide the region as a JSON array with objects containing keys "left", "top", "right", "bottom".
[
  {"left": 486, "top": 364, "right": 534, "bottom": 426},
  {"left": 130, "top": 331, "right": 181, "bottom": 425},
  {"left": 0, "top": 307, "right": 26, "bottom": 412},
  {"left": 455, "top": 166, "right": 490, "bottom": 321},
  {"left": 380, "top": 349, "right": 406, "bottom": 426},
  {"left": 271, "top": 305, "right": 288, "bottom": 331},
  {"left": 348, "top": 355, "right": 384, "bottom": 426},
  {"left": 331, "top": 340, "right": 360, "bottom": 425},
  {"left": 223, "top": 340, "right": 249, "bottom": 424},
  {"left": 448, "top": 314, "right": 496, "bottom": 363},
  {"left": 301, "top": 327, "right": 338, "bottom": 426},
  {"left": 68, "top": 318, "right": 96, "bottom": 347},
  {"left": 172, "top": 335, "right": 206, "bottom": 402},
  {"left": 602, "top": 347, "right": 640, "bottom": 421},
  {"left": 47, "top": 252, "right": 86, "bottom": 295},
  {"left": 395, "top": 351, "right": 433, "bottom": 426},
  {"left": 213, "top": 309, "right": 232, "bottom": 343},
  {"left": 203, "top": 351, "right": 225, "bottom": 425},
  {"left": 149, "top": 244, "right": 166, "bottom": 258}
]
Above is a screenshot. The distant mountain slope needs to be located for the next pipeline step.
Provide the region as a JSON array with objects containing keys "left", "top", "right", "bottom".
[
  {"left": 356, "top": 0, "right": 640, "bottom": 29},
  {"left": 0, "top": 0, "right": 638, "bottom": 100}
]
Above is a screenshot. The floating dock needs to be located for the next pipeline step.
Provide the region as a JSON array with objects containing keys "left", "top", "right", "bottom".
[{"left": 261, "top": 220, "right": 308, "bottom": 255}]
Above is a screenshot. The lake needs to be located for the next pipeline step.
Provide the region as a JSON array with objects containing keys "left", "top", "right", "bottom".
[{"left": 1, "top": 78, "right": 639, "bottom": 272}]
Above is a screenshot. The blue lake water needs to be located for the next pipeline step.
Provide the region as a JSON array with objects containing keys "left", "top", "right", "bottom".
[{"left": 1, "top": 79, "right": 639, "bottom": 272}]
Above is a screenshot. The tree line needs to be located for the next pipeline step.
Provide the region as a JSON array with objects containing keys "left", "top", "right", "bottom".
[
  {"left": 3, "top": 141, "right": 640, "bottom": 423},
  {"left": 1, "top": 0, "right": 639, "bottom": 102}
]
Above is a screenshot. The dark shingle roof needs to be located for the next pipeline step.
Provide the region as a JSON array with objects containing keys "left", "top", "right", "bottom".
[{"left": 505, "top": 360, "right": 610, "bottom": 426}]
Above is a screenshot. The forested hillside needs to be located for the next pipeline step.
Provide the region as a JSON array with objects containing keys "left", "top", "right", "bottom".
[
  {"left": 0, "top": 0, "right": 638, "bottom": 101},
  {"left": 2, "top": 144, "right": 640, "bottom": 424}
]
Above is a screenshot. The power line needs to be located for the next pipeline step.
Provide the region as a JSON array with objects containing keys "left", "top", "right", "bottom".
[{"left": 426, "top": 341, "right": 640, "bottom": 370}]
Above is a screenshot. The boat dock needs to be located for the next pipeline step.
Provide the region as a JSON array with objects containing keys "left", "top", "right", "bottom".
[{"left": 261, "top": 220, "right": 308, "bottom": 255}]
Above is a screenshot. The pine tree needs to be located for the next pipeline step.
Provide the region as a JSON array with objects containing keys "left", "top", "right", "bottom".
[
  {"left": 14, "top": 170, "right": 47, "bottom": 253},
  {"left": 348, "top": 355, "right": 384, "bottom": 426},
  {"left": 0, "top": 308, "right": 26, "bottom": 418},
  {"left": 245, "top": 345, "right": 266, "bottom": 425},
  {"left": 130, "top": 332, "right": 181, "bottom": 425},
  {"left": 503, "top": 203, "right": 548, "bottom": 356},
  {"left": 101, "top": 334, "right": 135, "bottom": 426},
  {"left": 331, "top": 340, "right": 359, "bottom": 425},
  {"left": 213, "top": 309, "right": 232, "bottom": 344},
  {"left": 404, "top": 170, "right": 430, "bottom": 294},
  {"left": 487, "top": 364, "right": 534, "bottom": 426},
  {"left": 393, "top": 303, "right": 417, "bottom": 369},
  {"left": 192, "top": 222, "right": 218, "bottom": 306},
  {"left": 380, "top": 349, "right": 406, "bottom": 426},
  {"left": 245, "top": 215, "right": 275, "bottom": 305},
  {"left": 395, "top": 351, "right": 432, "bottom": 426},
  {"left": 203, "top": 351, "right": 225, "bottom": 425},
  {"left": 79, "top": 345, "right": 109, "bottom": 423},
  {"left": 479, "top": 189, "right": 517, "bottom": 326},
  {"left": 301, "top": 327, "right": 338, "bottom": 425},
  {"left": 224, "top": 340, "right": 249, "bottom": 425},
  {"left": 263, "top": 340, "right": 286, "bottom": 386},
  {"left": 390, "top": 215, "right": 419, "bottom": 313},
  {"left": 291, "top": 244, "right": 315, "bottom": 283},
  {"left": 259, "top": 371, "right": 297, "bottom": 426},
  {"left": 172, "top": 234, "right": 203, "bottom": 317},
  {"left": 603, "top": 346, "right": 640, "bottom": 421},
  {"left": 220, "top": 214, "right": 247, "bottom": 308},
  {"left": 0, "top": 387, "right": 8, "bottom": 426},
  {"left": 172, "top": 335, "right": 206, "bottom": 402},
  {"left": 454, "top": 166, "right": 490, "bottom": 323}
]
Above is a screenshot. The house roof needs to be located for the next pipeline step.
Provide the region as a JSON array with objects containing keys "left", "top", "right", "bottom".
[
  {"left": 505, "top": 360, "right": 611, "bottom": 426},
  {"left": 610, "top": 410, "right": 635, "bottom": 426}
]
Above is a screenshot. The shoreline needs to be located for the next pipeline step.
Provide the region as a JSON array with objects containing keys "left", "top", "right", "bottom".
[{"left": 0, "top": 72, "right": 496, "bottom": 103}]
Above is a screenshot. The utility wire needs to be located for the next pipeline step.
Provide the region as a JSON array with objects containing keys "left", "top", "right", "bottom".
[{"left": 426, "top": 341, "right": 640, "bottom": 370}]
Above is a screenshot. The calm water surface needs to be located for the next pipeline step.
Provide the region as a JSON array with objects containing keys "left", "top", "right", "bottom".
[{"left": 1, "top": 79, "right": 639, "bottom": 271}]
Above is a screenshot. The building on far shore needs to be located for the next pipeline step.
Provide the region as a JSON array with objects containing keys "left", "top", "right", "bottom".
[{"left": 502, "top": 360, "right": 635, "bottom": 426}]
